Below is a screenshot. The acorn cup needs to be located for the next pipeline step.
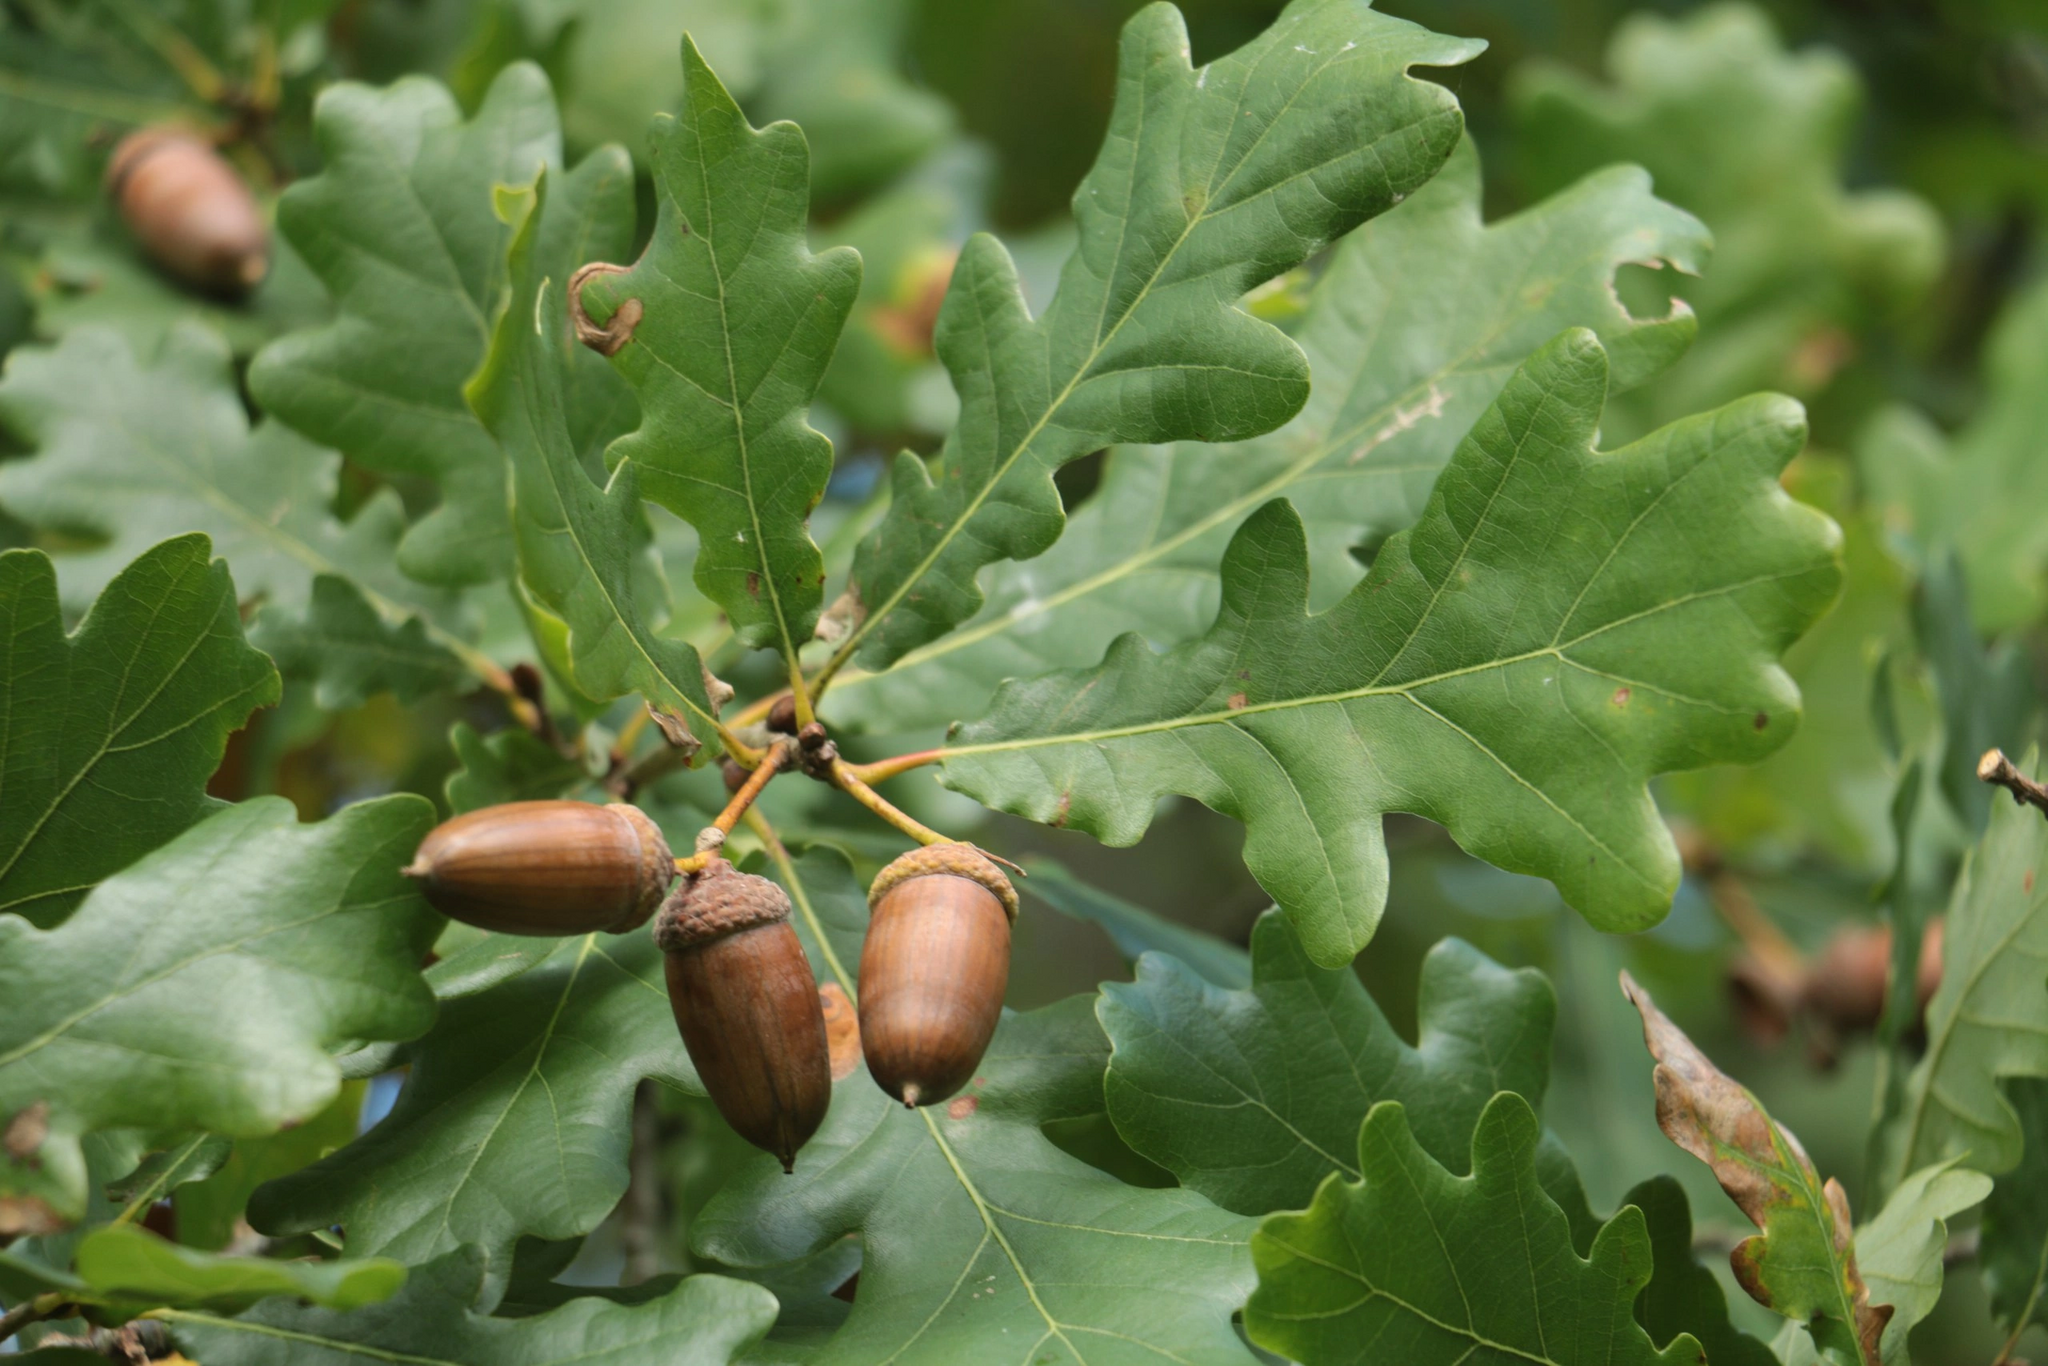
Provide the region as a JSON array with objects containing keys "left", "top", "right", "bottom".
[
  {"left": 105, "top": 128, "right": 268, "bottom": 295},
  {"left": 655, "top": 860, "right": 832, "bottom": 1171},
  {"left": 858, "top": 844, "right": 1016, "bottom": 1108},
  {"left": 403, "top": 801, "right": 673, "bottom": 936}
]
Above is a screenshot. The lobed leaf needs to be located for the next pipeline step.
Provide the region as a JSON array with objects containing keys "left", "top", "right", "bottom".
[
  {"left": 1100, "top": 911, "right": 1552, "bottom": 1212},
  {"left": 824, "top": 137, "right": 1709, "bottom": 735},
  {"left": 574, "top": 37, "right": 861, "bottom": 659},
  {"left": 250, "top": 575, "right": 467, "bottom": 711},
  {"left": 827, "top": 0, "right": 1483, "bottom": 674},
  {"left": 249, "top": 930, "right": 694, "bottom": 1306},
  {"left": 1852, "top": 1159, "right": 1991, "bottom": 1365},
  {"left": 0, "top": 322, "right": 470, "bottom": 705},
  {"left": 1880, "top": 751, "right": 2048, "bottom": 1184},
  {"left": 0, "top": 796, "right": 440, "bottom": 1231},
  {"left": 167, "top": 1245, "right": 776, "bottom": 1365},
  {"left": 943, "top": 329, "right": 1842, "bottom": 964},
  {"left": 1244, "top": 1092, "right": 1700, "bottom": 1366},
  {"left": 1627, "top": 1175, "right": 1778, "bottom": 1366},
  {"left": 0, "top": 536, "right": 277, "bottom": 928},
  {"left": 1622, "top": 972, "right": 1889, "bottom": 1363},
  {"left": 251, "top": 63, "right": 637, "bottom": 586},
  {"left": 467, "top": 169, "right": 720, "bottom": 748}
]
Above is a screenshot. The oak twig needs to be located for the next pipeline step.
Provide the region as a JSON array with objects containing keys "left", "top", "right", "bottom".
[
  {"left": 1979, "top": 748, "right": 2048, "bottom": 818},
  {"left": 826, "top": 756, "right": 950, "bottom": 847},
  {"left": 841, "top": 749, "right": 943, "bottom": 786},
  {"left": 677, "top": 742, "right": 789, "bottom": 873}
]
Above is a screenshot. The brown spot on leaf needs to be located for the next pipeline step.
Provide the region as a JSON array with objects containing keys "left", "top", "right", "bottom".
[
  {"left": 1754, "top": 712, "right": 1769, "bottom": 731},
  {"left": 746, "top": 571, "right": 761, "bottom": 599},
  {"left": 947, "top": 1095, "right": 979, "bottom": 1120},
  {"left": 819, "top": 984, "right": 860, "bottom": 1080},
  {"left": 1226, "top": 692, "right": 1248, "bottom": 710},
  {"left": 1612, "top": 687, "right": 1631, "bottom": 707},
  {"left": 3, "top": 1101, "right": 48, "bottom": 1162},
  {"left": 1052, "top": 791, "right": 1071, "bottom": 829},
  {"left": 2029, "top": 870, "right": 2037, "bottom": 895}
]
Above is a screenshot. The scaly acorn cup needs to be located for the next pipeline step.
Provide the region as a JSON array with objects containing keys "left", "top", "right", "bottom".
[
  {"left": 403, "top": 801, "right": 673, "bottom": 936},
  {"left": 859, "top": 844, "right": 1016, "bottom": 1107},
  {"left": 654, "top": 859, "right": 832, "bottom": 1171},
  {"left": 105, "top": 128, "right": 268, "bottom": 295}
]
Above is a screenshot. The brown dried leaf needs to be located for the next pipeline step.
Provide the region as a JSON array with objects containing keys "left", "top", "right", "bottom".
[{"left": 1622, "top": 971, "right": 1892, "bottom": 1364}]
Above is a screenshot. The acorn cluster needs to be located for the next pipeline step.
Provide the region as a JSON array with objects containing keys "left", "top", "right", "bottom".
[{"left": 404, "top": 792, "right": 1014, "bottom": 1172}]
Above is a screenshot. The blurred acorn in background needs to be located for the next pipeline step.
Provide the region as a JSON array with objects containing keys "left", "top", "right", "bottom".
[{"left": 105, "top": 127, "right": 268, "bottom": 295}]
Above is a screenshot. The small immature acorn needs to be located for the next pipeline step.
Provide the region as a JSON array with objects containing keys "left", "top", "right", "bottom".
[
  {"left": 105, "top": 128, "right": 268, "bottom": 295},
  {"left": 656, "top": 860, "right": 832, "bottom": 1171},
  {"left": 859, "top": 844, "right": 1016, "bottom": 1107},
  {"left": 404, "top": 801, "right": 673, "bottom": 936}
]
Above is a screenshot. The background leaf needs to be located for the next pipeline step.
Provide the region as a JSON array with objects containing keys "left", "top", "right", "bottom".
[
  {"left": 1981, "top": 1077, "right": 2048, "bottom": 1348},
  {"left": 1023, "top": 858, "right": 1250, "bottom": 989},
  {"left": 72, "top": 1223, "right": 406, "bottom": 1313},
  {"left": 944, "top": 329, "right": 1842, "bottom": 964},
  {"left": 1626, "top": 1175, "right": 1778, "bottom": 1366},
  {"left": 1852, "top": 1159, "right": 1991, "bottom": 1364},
  {"left": 0, "top": 795, "right": 439, "bottom": 1229},
  {"left": 0, "top": 536, "right": 278, "bottom": 928}
]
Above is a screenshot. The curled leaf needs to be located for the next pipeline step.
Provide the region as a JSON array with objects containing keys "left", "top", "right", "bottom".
[{"left": 1621, "top": 972, "right": 1892, "bottom": 1364}]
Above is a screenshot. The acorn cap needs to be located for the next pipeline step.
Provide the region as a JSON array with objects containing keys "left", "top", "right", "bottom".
[
  {"left": 655, "top": 859, "right": 791, "bottom": 952},
  {"left": 868, "top": 844, "right": 1017, "bottom": 922}
]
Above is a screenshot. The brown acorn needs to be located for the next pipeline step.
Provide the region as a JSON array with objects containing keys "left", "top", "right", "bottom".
[
  {"left": 105, "top": 128, "right": 268, "bottom": 295},
  {"left": 403, "top": 801, "right": 673, "bottom": 936},
  {"left": 655, "top": 860, "right": 832, "bottom": 1171},
  {"left": 858, "top": 844, "right": 1015, "bottom": 1107}
]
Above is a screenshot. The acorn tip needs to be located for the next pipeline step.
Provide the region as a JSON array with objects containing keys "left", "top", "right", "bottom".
[{"left": 901, "top": 1083, "right": 921, "bottom": 1109}]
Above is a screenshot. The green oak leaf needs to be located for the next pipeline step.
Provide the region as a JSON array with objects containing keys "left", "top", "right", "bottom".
[
  {"left": 172, "top": 1083, "right": 366, "bottom": 1252},
  {"left": 1983, "top": 1078, "right": 2048, "bottom": 1346},
  {"left": 444, "top": 721, "right": 588, "bottom": 813},
  {"left": 755, "top": 842, "right": 868, "bottom": 996},
  {"left": 1854, "top": 1159, "right": 1992, "bottom": 1365},
  {"left": 165, "top": 1246, "right": 776, "bottom": 1365},
  {"left": 695, "top": 997, "right": 1259, "bottom": 1365},
  {"left": 106, "top": 1135, "right": 233, "bottom": 1212},
  {"left": 823, "top": 136, "right": 1709, "bottom": 734},
  {"left": 250, "top": 62, "right": 637, "bottom": 586},
  {"left": 1881, "top": 750, "right": 2048, "bottom": 1186},
  {"left": 1627, "top": 1175, "right": 1778, "bottom": 1366},
  {"left": 574, "top": 38, "right": 860, "bottom": 660},
  {"left": 943, "top": 329, "right": 1842, "bottom": 964},
  {"left": 1863, "top": 279, "right": 2048, "bottom": 633},
  {"left": 1245, "top": 1092, "right": 1700, "bottom": 1366},
  {"left": 1509, "top": 4, "right": 1943, "bottom": 433},
  {"left": 0, "top": 795, "right": 439, "bottom": 1231},
  {"left": 1623, "top": 973, "right": 1889, "bottom": 1364},
  {"left": 1101, "top": 911, "right": 1551, "bottom": 1212},
  {"left": 0, "top": 322, "right": 473, "bottom": 702},
  {"left": 826, "top": 0, "right": 1483, "bottom": 674},
  {"left": 467, "top": 168, "right": 721, "bottom": 750},
  {"left": 250, "top": 574, "right": 467, "bottom": 710},
  {"left": 248, "top": 930, "right": 694, "bottom": 1306},
  {"left": 0, "top": 536, "right": 278, "bottom": 928},
  {"left": 1024, "top": 857, "right": 1251, "bottom": 988},
  {"left": 72, "top": 1223, "right": 406, "bottom": 1313}
]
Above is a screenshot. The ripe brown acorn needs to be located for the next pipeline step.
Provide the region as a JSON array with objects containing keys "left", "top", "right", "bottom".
[
  {"left": 403, "top": 801, "right": 673, "bottom": 936},
  {"left": 655, "top": 860, "right": 832, "bottom": 1171},
  {"left": 859, "top": 844, "right": 1016, "bottom": 1108},
  {"left": 105, "top": 128, "right": 268, "bottom": 295}
]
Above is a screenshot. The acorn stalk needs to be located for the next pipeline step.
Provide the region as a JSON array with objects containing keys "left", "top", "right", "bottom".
[
  {"left": 655, "top": 860, "right": 831, "bottom": 1171},
  {"left": 404, "top": 800, "right": 672, "bottom": 936},
  {"left": 858, "top": 844, "right": 1015, "bottom": 1107}
]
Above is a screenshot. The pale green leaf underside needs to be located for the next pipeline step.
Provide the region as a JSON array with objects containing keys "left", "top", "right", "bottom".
[
  {"left": 1101, "top": 913, "right": 1553, "bottom": 1213},
  {"left": 834, "top": 0, "right": 1483, "bottom": 671},
  {"left": 0, "top": 536, "right": 278, "bottom": 928},
  {"left": 168, "top": 1246, "right": 776, "bottom": 1365},
  {"left": 1853, "top": 1159, "right": 1991, "bottom": 1364},
  {"left": 944, "top": 329, "right": 1842, "bottom": 965},
  {"left": 467, "top": 170, "right": 719, "bottom": 743},
  {"left": 578, "top": 38, "right": 859, "bottom": 658},
  {"left": 250, "top": 931, "right": 695, "bottom": 1307},
  {"left": 825, "top": 137, "right": 1708, "bottom": 734},
  {"left": 1884, "top": 751, "right": 2048, "bottom": 1184},
  {"left": 0, "top": 796, "right": 439, "bottom": 1225},
  {"left": 1245, "top": 1093, "right": 1698, "bottom": 1365}
]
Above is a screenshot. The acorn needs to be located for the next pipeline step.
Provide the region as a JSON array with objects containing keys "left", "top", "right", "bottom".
[
  {"left": 655, "top": 860, "right": 831, "bottom": 1171},
  {"left": 403, "top": 801, "right": 673, "bottom": 936},
  {"left": 859, "top": 844, "right": 1016, "bottom": 1107},
  {"left": 105, "top": 128, "right": 268, "bottom": 296}
]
